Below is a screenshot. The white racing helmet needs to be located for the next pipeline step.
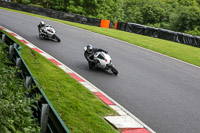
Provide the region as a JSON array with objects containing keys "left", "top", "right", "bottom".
[{"left": 40, "top": 21, "right": 45, "bottom": 26}]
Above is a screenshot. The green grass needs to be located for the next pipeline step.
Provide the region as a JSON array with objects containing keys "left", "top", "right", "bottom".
[
  {"left": 0, "top": 30, "right": 118, "bottom": 133},
  {"left": 1, "top": 7, "right": 200, "bottom": 67}
]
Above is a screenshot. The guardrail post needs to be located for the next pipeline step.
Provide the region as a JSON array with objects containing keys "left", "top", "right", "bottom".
[
  {"left": 9, "top": 45, "right": 14, "bottom": 59},
  {"left": 14, "top": 43, "right": 18, "bottom": 48},
  {"left": 25, "top": 76, "right": 32, "bottom": 89},
  {"left": 16, "top": 58, "right": 22, "bottom": 67},
  {"left": 40, "top": 104, "right": 49, "bottom": 133},
  {"left": 2, "top": 34, "right": 6, "bottom": 44}
]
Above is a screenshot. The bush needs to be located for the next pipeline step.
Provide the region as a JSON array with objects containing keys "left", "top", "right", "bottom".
[
  {"left": 28, "top": 4, "right": 43, "bottom": 8},
  {"left": 185, "top": 27, "right": 200, "bottom": 36},
  {"left": 21, "top": 0, "right": 31, "bottom": 5},
  {"left": 0, "top": 44, "right": 40, "bottom": 133}
]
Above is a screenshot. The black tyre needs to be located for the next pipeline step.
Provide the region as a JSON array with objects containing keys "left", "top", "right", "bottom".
[
  {"left": 110, "top": 65, "right": 118, "bottom": 75},
  {"left": 39, "top": 33, "right": 43, "bottom": 39},
  {"left": 89, "top": 62, "right": 95, "bottom": 69},
  {"left": 53, "top": 35, "right": 61, "bottom": 42}
]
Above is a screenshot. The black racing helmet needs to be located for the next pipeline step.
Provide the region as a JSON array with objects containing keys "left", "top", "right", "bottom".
[{"left": 87, "top": 44, "right": 93, "bottom": 53}]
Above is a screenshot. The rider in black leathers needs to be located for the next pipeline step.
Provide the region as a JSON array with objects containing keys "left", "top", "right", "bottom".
[{"left": 84, "top": 44, "right": 108, "bottom": 69}]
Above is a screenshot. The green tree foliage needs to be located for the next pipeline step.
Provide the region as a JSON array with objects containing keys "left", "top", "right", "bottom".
[
  {"left": 122, "top": 0, "right": 200, "bottom": 35},
  {"left": 178, "top": 0, "right": 198, "bottom": 6},
  {"left": 96, "top": 0, "right": 121, "bottom": 22},
  {"left": 14, "top": 0, "right": 122, "bottom": 21},
  {"left": 169, "top": 5, "right": 200, "bottom": 32}
]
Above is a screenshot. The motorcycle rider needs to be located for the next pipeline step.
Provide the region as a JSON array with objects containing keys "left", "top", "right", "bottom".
[
  {"left": 37, "top": 21, "right": 61, "bottom": 42},
  {"left": 84, "top": 44, "right": 108, "bottom": 69},
  {"left": 38, "top": 21, "right": 46, "bottom": 31},
  {"left": 38, "top": 21, "right": 49, "bottom": 36}
]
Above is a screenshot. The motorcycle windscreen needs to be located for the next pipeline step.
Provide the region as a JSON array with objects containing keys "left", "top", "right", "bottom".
[{"left": 97, "top": 53, "right": 106, "bottom": 60}]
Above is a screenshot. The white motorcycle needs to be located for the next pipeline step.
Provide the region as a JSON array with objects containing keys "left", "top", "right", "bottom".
[
  {"left": 38, "top": 25, "right": 61, "bottom": 42},
  {"left": 84, "top": 47, "right": 118, "bottom": 75}
]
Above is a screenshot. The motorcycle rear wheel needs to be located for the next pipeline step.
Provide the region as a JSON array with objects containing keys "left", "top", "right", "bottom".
[{"left": 39, "top": 33, "right": 43, "bottom": 39}]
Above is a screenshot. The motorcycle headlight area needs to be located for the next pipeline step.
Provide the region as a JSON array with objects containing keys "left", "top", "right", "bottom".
[{"left": 48, "top": 29, "right": 53, "bottom": 33}]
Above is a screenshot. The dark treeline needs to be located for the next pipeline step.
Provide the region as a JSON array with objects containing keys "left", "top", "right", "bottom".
[{"left": 13, "top": 0, "right": 200, "bottom": 36}]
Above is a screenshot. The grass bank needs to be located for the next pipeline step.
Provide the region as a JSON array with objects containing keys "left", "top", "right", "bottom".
[
  {"left": 0, "top": 29, "right": 118, "bottom": 133},
  {"left": 1, "top": 7, "right": 200, "bottom": 67}
]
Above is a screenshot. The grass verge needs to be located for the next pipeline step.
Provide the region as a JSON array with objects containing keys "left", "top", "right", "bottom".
[
  {"left": 0, "top": 30, "right": 118, "bottom": 133},
  {"left": 1, "top": 7, "right": 200, "bottom": 67}
]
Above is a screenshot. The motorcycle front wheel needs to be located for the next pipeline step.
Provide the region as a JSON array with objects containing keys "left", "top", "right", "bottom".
[
  {"left": 110, "top": 64, "right": 118, "bottom": 75},
  {"left": 53, "top": 35, "right": 61, "bottom": 42}
]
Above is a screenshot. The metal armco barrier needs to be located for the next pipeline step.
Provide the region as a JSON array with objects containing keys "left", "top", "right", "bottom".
[{"left": 0, "top": 31, "right": 70, "bottom": 133}]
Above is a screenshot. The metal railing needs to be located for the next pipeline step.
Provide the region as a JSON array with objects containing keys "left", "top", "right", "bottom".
[{"left": 0, "top": 31, "right": 70, "bottom": 133}]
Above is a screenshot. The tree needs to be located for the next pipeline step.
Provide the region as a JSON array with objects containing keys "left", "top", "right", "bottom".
[
  {"left": 169, "top": 5, "right": 200, "bottom": 32},
  {"left": 123, "top": 0, "right": 172, "bottom": 25},
  {"left": 178, "top": 0, "right": 198, "bottom": 6},
  {"left": 96, "top": 0, "right": 121, "bottom": 22}
]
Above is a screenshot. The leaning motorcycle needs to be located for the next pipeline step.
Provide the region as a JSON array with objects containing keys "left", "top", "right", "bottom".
[
  {"left": 84, "top": 47, "right": 118, "bottom": 75},
  {"left": 38, "top": 25, "right": 61, "bottom": 42}
]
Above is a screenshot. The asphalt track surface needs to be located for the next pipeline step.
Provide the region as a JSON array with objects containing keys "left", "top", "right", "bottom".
[{"left": 1, "top": 9, "right": 200, "bottom": 133}]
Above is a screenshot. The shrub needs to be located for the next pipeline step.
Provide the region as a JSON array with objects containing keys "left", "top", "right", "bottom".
[
  {"left": 0, "top": 43, "right": 40, "bottom": 133},
  {"left": 185, "top": 27, "right": 200, "bottom": 36},
  {"left": 21, "top": 0, "right": 31, "bottom": 5}
]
